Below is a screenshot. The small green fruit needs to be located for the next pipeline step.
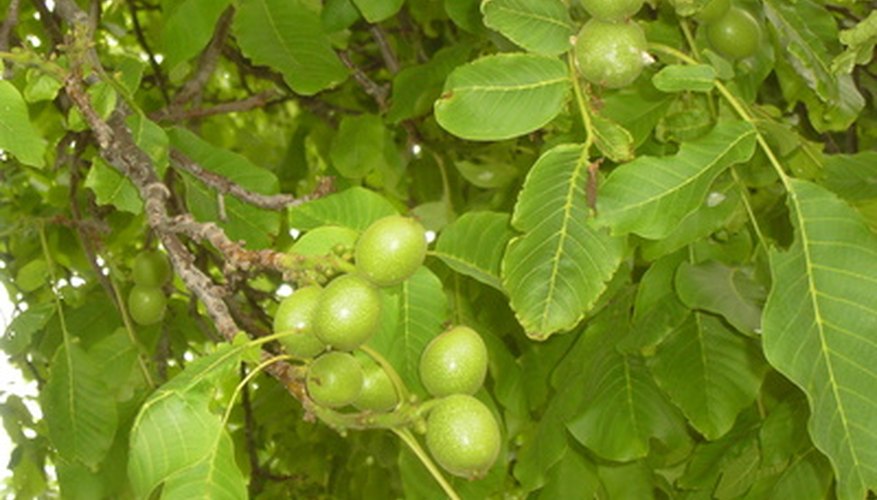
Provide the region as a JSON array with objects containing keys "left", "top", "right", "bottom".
[
  {"left": 353, "top": 356, "right": 399, "bottom": 412},
  {"left": 579, "top": 0, "right": 643, "bottom": 21},
  {"left": 306, "top": 352, "right": 364, "bottom": 408},
  {"left": 575, "top": 19, "right": 648, "bottom": 89},
  {"left": 314, "top": 274, "right": 381, "bottom": 351},
  {"left": 273, "top": 286, "right": 325, "bottom": 358},
  {"left": 426, "top": 394, "right": 501, "bottom": 479},
  {"left": 355, "top": 216, "right": 427, "bottom": 287},
  {"left": 706, "top": 7, "right": 761, "bottom": 60},
  {"left": 128, "top": 285, "right": 166, "bottom": 326},
  {"left": 132, "top": 250, "right": 171, "bottom": 287},
  {"left": 419, "top": 326, "right": 488, "bottom": 397}
]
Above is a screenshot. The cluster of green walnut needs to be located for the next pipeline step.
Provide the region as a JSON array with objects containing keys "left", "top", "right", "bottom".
[
  {"left": 274, "top": 215, "right": 501, "bottom": 480},
  {"left": 574, "top": 0, "right": 760, "bottom": 89},
  {"left": 128, "top": 250, "right": 171, "bottom": 326}
]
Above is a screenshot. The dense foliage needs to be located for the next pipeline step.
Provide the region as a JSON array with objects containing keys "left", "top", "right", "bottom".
[{"left": 1, "top": 0, "right": 876, "bottom": 498}]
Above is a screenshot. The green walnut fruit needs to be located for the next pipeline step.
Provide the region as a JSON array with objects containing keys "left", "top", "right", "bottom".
[
  {"left": 128, "top": 285, "right": 167, "bottom": 326},
  {"left": 419, "top": 326, "right": 488, "bottom": 397},
  {"left": 575, "top": 19, "right": 648, "bottom": 89},
  {"left": 314, "top": 274, "right": 381, "bottom": 351},
  {"left": 353, "top": 356, "right": 399, "bottom": 412},
  {"left": 579, "top": 0, "right": 643, "bottom": 21},
  {"left": 132, "top": 250, "right": 171, "bottom": 287},
  {"left": 694, "top": 0, "right": 730, "bottom": 23},
  {"left": 273, "top": 286, "right": 325, "bottom": 358},
  {"left": 707, "top": 7, "right": 761, "bottom": 60},
  {"left": 306, "top": 352, "right": 364, "bottom": 408},
  {"left": 355, "top": 215, "right": 427, "bottom": 287},
  {"left": 426, "top": 394, "right": 501, "bottom": 479}
]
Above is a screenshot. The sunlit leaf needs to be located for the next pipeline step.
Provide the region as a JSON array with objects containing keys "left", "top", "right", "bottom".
[
  {"left": 351, "top": 0, "right": 403, "bottom": 22},
  {"left": 435, "top": 53, "right": 570, "bottom": 141},
  {"left": 434, "top": 212, "right": 513, "bottom": 291},
  {"left": 762, "top": 179, "right": 877, "bottom": 499},
  {"left": 597, "top": 121, "right": 756, "bottom": 239},
  {"left": 0, "top": 81, "right": 47, "bottom": 168},
  {"left": 502, "top": 145, "right": 624, "bottom": 339},
  {"left": 288, "top": 187, "right": 398, "bottom": 231},
  {"left": 85, "top": 158, "right": 142, "bottom": 214},
  {"left": 481, "top": 0, "right": 574, "bottom": 56},
  {"left": 160, "top": 0, "right": 231, "bottom": 71}
]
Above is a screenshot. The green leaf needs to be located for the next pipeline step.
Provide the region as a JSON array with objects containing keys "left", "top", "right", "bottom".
[
  {"left": 351, "top": 0, "right": 403, "bottom": 22},
  {"left": 129, "top": 344, "right": 245, "bottom": 498},
  {"left": 538, "top": 449, "right": 599, "bottom": 499},
  {"left": 620, "top": 251, "right": 689, "bottom": 353},
  {"left": 0, "top": 81, "right": 47, "bottom": 167},
  {"left": 590, "top": 112, "right": 634, "bottom": 163},
  {"left": 652, "top": 64, "right": 716, "bottom": 93},
  {"left": 601, "top": 83, "right": 673, "bottom": 148},
  {"left": 85, "top": 158, "right": 142, "bottom": 214},
  {"left": 597, "top": 121, "right": 757, "bottom": 239},
  {"left": 329, "top": 114, "right": 387, "bottom": 179},
  {"left": 454, "top": 157, "right": 520, "bottom": 188},
  {"left": 481, "top": 0, "right": 574, "bottom": 56},
  {"left": 832, "top": 11, "right": 877, "bottom": 74},
  {"left": 127, "top": 113, "right": 169, "bottom": 175},
  {"left": 820, "top": 151, "right": 877, "bottom": 202},
  {"left": 674, "top": 261, "right": 766, "bottom": 336},
  {"left": 762, "top": 179, "right": 877, "bottom": 500},
  {"left": 289, "top": 187, "right": 397, "bottom": 231},
  {"left": 289, "top": 225, "right": 359, "bottom": 256},
  {"left": 233, "top": 0, "right": 348, "bottom": 95},
  {"left": 434, "top": 53, "right": 570, "bottom": 141},
  {"left": 15, "top": 259, "right": 48, "bottom": 292},
  {"left": 368, "top": 267, "right": 447, "bottom": 398},
  {"left": 434, "top": 211, "right": 513, "bottom": 291},
  {"left": 160, "top": 0, "right": 231, "bottom": 71},
  {"left": 43, "top": 344, "right": 118, "bottom": 468},
  {"left": 170, "top": 128, "right": 280, "bottom": 249},
  {"left": 649, "top": 313, "right": 766, "bottom": 440},
  {"left": 502, "top": 145, "right": 624, "bottom": 339}
]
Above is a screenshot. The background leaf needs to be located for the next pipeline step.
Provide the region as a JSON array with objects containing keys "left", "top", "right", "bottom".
[
  {"left": 0, "top": 81, "right": 47, "bottom": 167},
  {"left": 762, "top": 179, "right": 877, "bottom": 499},
  {"left": 481, "top": 0, "right": 574, "bottom": 56},
  {"left": 160, "top": 0, "right": 231, "bottom": 71},
  {"left": 433, "top": 212, "right": 513, "bottom": 291},
  {"left": 434, "top": 53, "right": 570, "bottom": 141},
  {"left": 233, "top": 0, "right": 348, "bottom": 95},
  {"left": 329, "top": 114, "right": 388, "bottom": 179},
  {"left": 597, "top": 121, "right": 757, "bottom": 239},
  {"left": 674, "top": 260, "right": 766, "bottom": 335},
  {"left": 351, "top": 0, "right": 403, "bottom": 22},
  {"left": 502, "top": 145, "right": 624, "bottom": 339}
]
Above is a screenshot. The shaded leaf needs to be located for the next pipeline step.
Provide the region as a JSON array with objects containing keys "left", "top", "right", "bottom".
[
  {"left": 160, "top": 0, "right": 231, "bottom": 71},
  {"left": 435, "top": 53, "right": 570, "bottom": 141},
  {"left": 288, "top": 187, "right": 397, "bottom": 231},
  {"left": 674, "top": 260, "right": 766, "bottom": 335},
  {"left": 762, "top": 179, "right": 877, "bottom": 500},
  {"left": 352, "top": 0, "right": 403, "bottom": 22},
  {"left": 601, "top": 83, "right": 673, "bottom": 148},
  {"left": 481, "top": 0, "right": 574, "bottom": 56},
  {"left": 434, "top": 212, "right": 513, "bottom": 291},
  {"left": 387, "top": 44, "right": 472, "bottom": 124},
  {"left": 502, "top": 145, "right": 624, "bottom": 339},
  {"left": 234, "top": 0, "right": 348, "bottom": 95},
  {"left": 652, "top": 64, "right": 716, "bottom": 93},
  {"left": 0, "top": 81, "right": 47, "bottom": 168},
  {"left": 621, "top": 251, "right": 689, "bottom": 353},
  {"left": 43, "top": 344, "right": 118, "bottom": 469},
  {"left": 329, "top": 114, "right": 388, "bottom": 179},
  {"left": 649, "top": 313, "right": 766, "bottom": 440},
  {"left": 591, "top": 112, "right": 634, "bottom": 163},
  {"left": 85, "top": 158, "right": 142, "bottom": 214},
  {"left": 597, "top": 121, "right": 757, "bottom": 239},
  {"left": 820, "top": 151, "right": 877, "bottom": 202}
]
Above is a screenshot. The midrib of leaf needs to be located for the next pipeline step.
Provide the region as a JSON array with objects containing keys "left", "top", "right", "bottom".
[
  {"left": 789, "top": 188, "right": 866, "bottom": 492},
  {"left": 455, "top": 77, "right": 568, "bottom": 93},
  {"left": 488, "top": 4, "right": 571, "bottom": 29},
  {"left": 538, "top": 147, "right": 588, "bottom": 329},
  {"left": 693, "top": 312, "right": 717, "bottom": 422},
  {"left": 616, "top": 129, "right": 755, "bottom": 212},
  {"left": 622, "top": 356, "right": 642, "bottom": 442}
]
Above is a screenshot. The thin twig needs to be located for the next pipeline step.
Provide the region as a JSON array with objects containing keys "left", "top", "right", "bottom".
[
  {"left": 170, "top": 149, "right": 333, "bottom": 210},
  {"left": 30, "top": 0, "right": 65, "bottom": 51},
  {"left": 126, "top": 0, "right": 170, "bottom": 103},
  {"left": 0, "top": 0, "right": 21, "bottom": 77},
  {"left": 369, "top": 25, "right": 400, "bottom": 74},
  {"left": 152, "top": 90, "right": 285, "bottom": 122},
  {"left": 338, "top": 50, "right": 388, "bottom": 110}
]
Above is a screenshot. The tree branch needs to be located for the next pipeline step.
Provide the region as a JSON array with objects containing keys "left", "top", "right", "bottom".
[
  {"left": 338, "top": 50, "right": 388, "bottom": 110},
  {"left": 126, "top": 0, "right": 171, "bottom": 103},
  {"left": 172, "top": 6, "right": 234, "bottom": 107},
  {"left": 169, "top": 149, "right": 334, "bottom": 210},
  {"left": 152, "top": 90, "right": 285, "bottom": 122},
  {"left": 0, "top": 0, "right": 21, "bottom": 77}
]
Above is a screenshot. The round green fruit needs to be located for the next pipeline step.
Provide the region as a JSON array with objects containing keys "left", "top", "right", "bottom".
[
  {"left": 694, "top": 0, "right": 730, "bottom": 23},
  {"left": 426, "top": 394, "right": 501, "bottom": 479},
  {"left": 355, "top": 215, "right": 427, "bottom": 287},
  {"left": 314, "top": 274, "right": 381, "bottom": 351},
  {"left": 128, "top": 285, "right": 167, "bottom": 326},
  {"left": 353, "top": 356, "right": 399, "bottom": 412},
  {"left": 706, "top": 7, "right": 761, "bottom": 60},
  {"left": 273, "top": 286, "right": 325, "bottom": 358},
  {"left": 306, "top": 352, "right": 364, "bottom": 408},
  {"left": 419, "top": 326, "right": 488, "bottom": 397},
  {"left": 575, "top": 19, "right": 648, "bottom": 89},
  {"left": 579, "top": 0, "right": 643, "bottom": 22},
  {"left": 132, "top": 250, "right": 171, "bottom": 287}
]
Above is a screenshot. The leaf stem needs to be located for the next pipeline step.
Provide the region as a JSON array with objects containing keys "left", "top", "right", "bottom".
[
  {"left": 222, "top": 354, "right": 294, "bottom": 425},
  {"left": 108, "top": 274, "right": 156, "bottom": 388},
  {"left": 567, "top": 51, "right": 595, "bottom": 153},
  {"left": 729, "top": 168, "right": 769, "bottom": 252},
  {"left": 38, "top": 223, "right": 70, "bottom": 346},
  {"left": 393, "top": 427, "right": 461, "bottom": 500}
]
